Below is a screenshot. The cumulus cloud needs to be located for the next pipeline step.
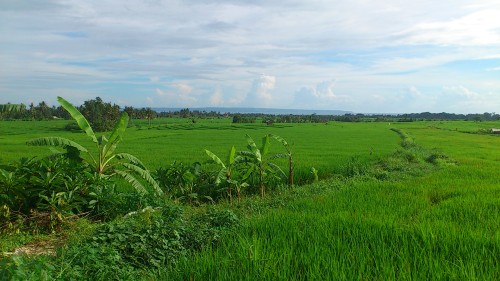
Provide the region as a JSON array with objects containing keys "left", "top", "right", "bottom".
[
  {"left": 2, "top": 0, "right": 500, "bottom": 113},
  {"left": 442, "top": 85, "right": 479, "bottom": 99},
  {"left": 244, "top": 74, "right": 276, "bottom": 107},
  {"left": 399, "top": 9, "right": 500, "bottom": 46},
  {"left": 438, "top": 85, "right": 498, "bottom": 113},
  {"left": 209, "top": 87, "right": 224, "bottom": 106},
  {"left": 292, "top": 80, "right": 350, "bottom": 109},
  {"left": 392, "top": 86, "right": 437, "bottom": 112},
  {"left": 153, "top": 81, "right": 198, "bottom": 107}
]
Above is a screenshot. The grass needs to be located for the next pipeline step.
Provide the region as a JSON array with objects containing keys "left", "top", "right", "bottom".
[
  {"left": 1, "top": 119, "right": 400, "bottom": 182},
  {"left": 158, "top": 120, "right": 500, "bottom": 280},
  {"left": 161, "top": 166, "right": 499, "bottom": 279},
  {"left": 1, "top": 119, "right": 499, "bottom": 280}
]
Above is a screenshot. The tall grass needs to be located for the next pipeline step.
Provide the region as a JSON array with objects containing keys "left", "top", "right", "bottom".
[
  {"left": 163, "top": 180, "right": 499, "bottom": 280},
  {"left": 159, "top": 125, "right": 500, "bottom": 280}
]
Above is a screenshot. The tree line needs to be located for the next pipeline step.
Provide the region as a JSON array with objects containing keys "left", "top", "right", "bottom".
[{"left": 2, "top": 98, "right": 499, "bottom": 129}]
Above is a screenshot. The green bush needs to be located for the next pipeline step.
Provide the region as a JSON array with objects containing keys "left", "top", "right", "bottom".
[
  {"left": 155, "top": 161, "right": 218, "bottom": 204},
  {"left": 0, "top": 206, "right": 239, "bottom": 280},
  {"left": 67, "top": 205, "right": 238, "bottom": 271},
  {"left": 0, "top": 157, "right": 105, "bottom": 233}
]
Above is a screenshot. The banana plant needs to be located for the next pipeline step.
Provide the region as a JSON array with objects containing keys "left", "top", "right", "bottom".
[
  {"left": 27, "top": 96, "right": 162, "bottom": 196},
  {"left": 239, "top": 134, "right": 286, "bottom": 197},
  {"left": 205, "top": 146, "right": 244, "bottom": 202},
  {"left": 269, "top": 134, "right": 294, "bottom": 187}
]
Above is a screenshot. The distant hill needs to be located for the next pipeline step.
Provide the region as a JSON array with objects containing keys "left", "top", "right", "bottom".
[{"left": 152, "top": 107, "right": 352, "bottom": 115}]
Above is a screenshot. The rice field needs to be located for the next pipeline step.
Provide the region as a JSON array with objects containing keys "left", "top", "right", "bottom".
[
  {"left": 159, "top": 120, "right": 500, "bottom": 280},
  {"left": 1, "top": 119, "right": 499, "bottom": 280},
  {"left": 0, "top": 118, "right": 400, "bottom": 180}
]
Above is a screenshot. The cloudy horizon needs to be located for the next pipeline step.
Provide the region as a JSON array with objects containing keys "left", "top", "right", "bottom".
[{"left": 1, "top": 0, "right": 500, "bottom": 113}]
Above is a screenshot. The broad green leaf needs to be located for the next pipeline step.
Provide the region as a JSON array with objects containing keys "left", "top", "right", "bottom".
[
  {"left": 228, "top": 146, "right": 236, "bottom": 165},
  {"left": 270, "top": 134, "right": 288, "bottom": 147},
  {"left": 114, "top": 169, "right": 148, "bottom": 195},
  {"left": 103, "top": 112, "right": 129, "bottom": 158},
  {"left": 215, "top": 168, "right": 227, "bottom": 185},
  {"left": 205, "top": 149, "right": 226, "bottom": 168},
  {"left": 245, "top": 135, "right": 257, "bottom": 153},
  {"left": 115, "top": 153, "right": 145, "bottom": 168},
  {"left": 97, "top": 135, "right": 108, "bottom": 146},
  {"left": 122, "top": 163, "right": 163, "bottom": 196},
  {"left": 57, "top": 96, "right": 97, "bottom": 144},
  {"left": 27, "top": 137, "right": 88, "bottom": 152},
  {"left": 241, "top": 164, "right": 255, "bottom": 181},
  {"left": 261, "top": 134, "right": 270, "bottom": 156},
  {"left": 238, "top": 151, "right": 258, "bottom": 163},
  {"left": 269, "top": 163, "right": 286, "bottom": 179},
  {"left": 270, "top": 153, "right": 287, "bottom": 160},
  {"left": 245, "top": 135, "right": 261, "bottom": 162}
]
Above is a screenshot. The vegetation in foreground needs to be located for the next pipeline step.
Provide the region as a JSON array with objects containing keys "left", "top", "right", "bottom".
[{"left": 0, "top": 98, "right": 499, "bottom": 280}]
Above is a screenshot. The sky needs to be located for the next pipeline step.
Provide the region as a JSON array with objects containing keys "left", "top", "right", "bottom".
[{"left": 1, "top": 0, "right": 500, "bottom": 113}]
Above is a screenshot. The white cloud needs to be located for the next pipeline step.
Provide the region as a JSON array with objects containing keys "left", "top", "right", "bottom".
[
  {"left": 1, "top": 0, "right": 500, "bottom": 113},
  {"left": 244, "top": 74, "right": 276, "bottom": 107},
  {"left": 292, "top": 80, "right": 351, "bottom": 109},
  {"left": 438, "top": 85, "right": 498, "bottom": 113},
  {"left": 154, "top": 81, "right": 198, "bottom": 107},
  {"left": 442, "top": 85, "right": 480, "bottom": 99},
  {"left": 399, "top": 9, "right": 500, "bottom": 46},
  {"left": 172, "top": 82, "right": 193, "bottom": 95},
  {"left": 209, "top": 87, "right": 223, "bottom": 106}
]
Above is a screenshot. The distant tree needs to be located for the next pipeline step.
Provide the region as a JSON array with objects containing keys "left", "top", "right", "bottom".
[
  {"left": 34, "top": 101, "right": 52, "bottom": 120},
  {"left": 0, "top": 103, "right": 25, "bottom": 119},
  {"left": 123, "top": 106, "right": 136, "bottom": 119},
  {"left": 232, "top": 114, "right": 242, "bottom": 123},
  {"left": 79, "top": 97, "right": 121, "bottom": 132},
  {"left": 180, "top": 108, "right": 191, "bottom": 118}
]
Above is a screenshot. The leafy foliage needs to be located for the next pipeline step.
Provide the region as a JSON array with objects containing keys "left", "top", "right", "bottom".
[
  {"left": 26, "top": 96, "right": 162, "bottom": 197},
  {"left": 0, "top": 206, "right": 239, "bottom": 280},
  {"left": 238, "top": 134, "right": 287, "bottom": 196},
  {"left": 0, "top": 156, "right": 108, "bottom": 233},
  {"left": 78, "top": 97, "right": 121, "bottom": 132},
  {"left": 205, "top": 146, "right": 246, "bottom": 202},
  {"left": 155, "top": 161, "right": 216, "bottom": 204},
  {"left": 0, "top": 104, "right": 24, "bottom": 113}
]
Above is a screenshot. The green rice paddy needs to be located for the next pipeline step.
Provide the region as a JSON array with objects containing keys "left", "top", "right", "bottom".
[{"left": 1, "top": 119, "right": 499, "bottom": 280}]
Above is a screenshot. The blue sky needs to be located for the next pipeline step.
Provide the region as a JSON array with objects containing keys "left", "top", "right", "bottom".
[{"left": 1, "top": 0, "right": 500, "bottom": 113}]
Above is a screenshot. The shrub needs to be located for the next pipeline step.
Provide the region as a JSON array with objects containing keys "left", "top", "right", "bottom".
[
  {"left": 0, "top": 156, "right": 104, "bottom": 233},
  {"left": 53, "top": 206, "right": 238, "bottom": 279},
  {"left": 155, "top": 161, "right": 217, "bottom": 204}
]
